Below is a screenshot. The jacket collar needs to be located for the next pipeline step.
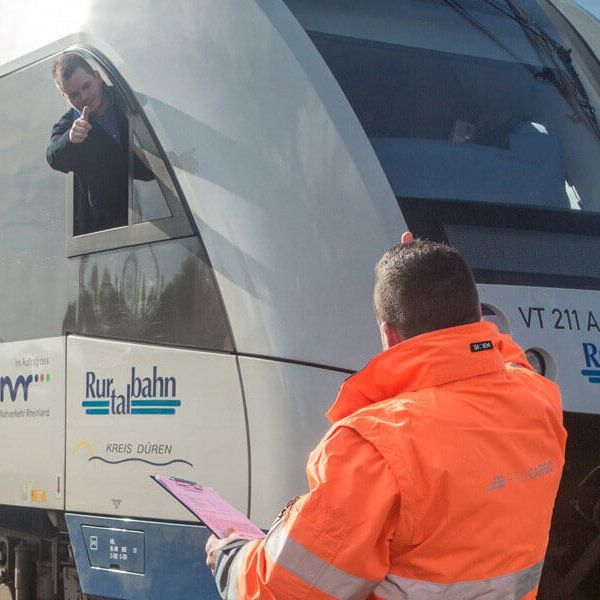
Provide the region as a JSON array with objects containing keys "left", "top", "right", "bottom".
[{"left": 327, "top": 321, "right": 531, "bottom": 423}]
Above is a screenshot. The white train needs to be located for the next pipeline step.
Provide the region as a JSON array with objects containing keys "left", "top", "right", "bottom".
[{"left": 0, "top": 0, "right": 599, "bottom": 598}]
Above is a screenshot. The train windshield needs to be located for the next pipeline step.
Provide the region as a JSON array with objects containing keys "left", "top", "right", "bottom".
[{"left": 294, "top": 0, "right": 600, "bottom": 213}]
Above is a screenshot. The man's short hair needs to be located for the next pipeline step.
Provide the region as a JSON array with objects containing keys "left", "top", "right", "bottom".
[
  {"left": 52, "top": 53, "right": 95, "bottom": 89},
  {"left": 374, "top": 239, "right": 480, "bottom": 339}
]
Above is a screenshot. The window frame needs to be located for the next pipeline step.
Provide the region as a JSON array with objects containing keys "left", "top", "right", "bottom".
[{"left": 63, "top": 46, "right": 194, "bottom": 257}]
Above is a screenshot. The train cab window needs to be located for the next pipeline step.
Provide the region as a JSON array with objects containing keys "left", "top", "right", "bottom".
[
  {"left": 298, "top": 0, "right": 600, "bottom": 214},
  {"left": 48, "top": 49, "right": 193, "bottom": 256}
]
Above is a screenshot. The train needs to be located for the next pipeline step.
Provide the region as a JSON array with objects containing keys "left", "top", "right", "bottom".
[{"left": 0, "top": 0, "right": 599, "bottom": 598}]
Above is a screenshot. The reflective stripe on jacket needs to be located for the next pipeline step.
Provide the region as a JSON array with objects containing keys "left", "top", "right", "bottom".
[{"left": 217, "top": 321, "right": 566, "bottom": 599}]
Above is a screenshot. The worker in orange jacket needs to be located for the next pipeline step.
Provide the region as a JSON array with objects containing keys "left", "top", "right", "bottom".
[{"left": 205, "top": 234, "right": 566, "bottom": 599}]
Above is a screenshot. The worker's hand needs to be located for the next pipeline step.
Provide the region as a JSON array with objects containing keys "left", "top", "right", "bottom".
[
  {"left": 205, "top": 529, "right": 243, "bottom": 574},
  {"left": 401, "top": 231, "right": 414, "bottom": 244},
  {"left": 68, "top": 105, "right": 92, "bottom": 144}
]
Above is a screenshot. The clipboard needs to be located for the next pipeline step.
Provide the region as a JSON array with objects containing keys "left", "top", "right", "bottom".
[{"left": 151, "top": 474, "right": 265, "bottom": 540}]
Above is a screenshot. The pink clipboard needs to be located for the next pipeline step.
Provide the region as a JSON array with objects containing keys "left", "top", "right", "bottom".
[{"left": 151, "top": 474, "right": 265, "bottom": 540}]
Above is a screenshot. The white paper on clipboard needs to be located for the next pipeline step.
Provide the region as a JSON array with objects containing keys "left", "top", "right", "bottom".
[{"left": 151, "top": 474, "right": 265, "bottom": 540}]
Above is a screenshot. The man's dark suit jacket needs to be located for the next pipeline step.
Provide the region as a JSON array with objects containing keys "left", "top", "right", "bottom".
[{"left": 46, "top": 91, "right": 154, "bottom": 235}]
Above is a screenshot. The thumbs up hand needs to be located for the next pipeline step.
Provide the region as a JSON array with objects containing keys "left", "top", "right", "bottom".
[{"left": 68, "top": 105, "right": 93, "bottom": 143}]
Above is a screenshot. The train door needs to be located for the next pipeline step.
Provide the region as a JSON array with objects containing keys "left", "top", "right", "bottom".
[
  {"left": 0, "top": 46, "right": 249, "bottom": 598},
  {"left": 53, "top": 48, "right": 247, "bottom": 599}
]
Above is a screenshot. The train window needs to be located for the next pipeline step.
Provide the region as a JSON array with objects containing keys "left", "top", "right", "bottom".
[
  {"left": 0, "top": 52, "right": 69, "bottom": 342},
  {"left": 302, "top": 0, "right": 600, "bottom": 213},
  {"left": 131, "top": 131, "right": 173, "bottom": 224},
  {"left": 52, "top": 49, "right": 193, "bottom": 256}
]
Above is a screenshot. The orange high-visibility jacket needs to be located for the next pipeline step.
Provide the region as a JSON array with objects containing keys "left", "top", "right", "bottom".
[{"left": 216, "top": 321, "right": 566, "bottom": 599}]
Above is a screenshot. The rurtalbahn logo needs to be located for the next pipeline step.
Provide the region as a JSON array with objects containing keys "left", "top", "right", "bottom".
[
  {"left": 83, "top": 367, "right": 180, "bottom": 416},
  {"left": 581, "top": 343, "right": 600, "bottom": 383}
]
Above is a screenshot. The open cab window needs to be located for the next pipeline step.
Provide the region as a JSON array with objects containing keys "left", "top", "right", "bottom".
[{"left": 64, "top": 48, "right": 193, "bottom": 257}]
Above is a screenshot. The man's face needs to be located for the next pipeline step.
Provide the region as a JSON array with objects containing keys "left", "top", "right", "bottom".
[{"left": 59, "top": 67, "right": 104, "bottom": 113}]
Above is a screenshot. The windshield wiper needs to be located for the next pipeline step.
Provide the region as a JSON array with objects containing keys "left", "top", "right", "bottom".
[
  {"left": 442, "top": 0, "right": 539, "bottom": 75},
  {"left": 442, "top": 0, "right": 600, "bottom": 139},
  {"left": 497, "top": 0, "right": 600, "bottom": 138}
]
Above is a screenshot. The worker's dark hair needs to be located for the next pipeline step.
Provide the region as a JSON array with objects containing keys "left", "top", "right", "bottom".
[
  {"left": 52, "top": 53, "right": 95, "bottom": 89},
  {"left": 374, "top": 239, "right": 480, "bottom": 339}
]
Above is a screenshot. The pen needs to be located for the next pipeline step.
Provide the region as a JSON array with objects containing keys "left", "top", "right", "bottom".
[{"left": 169, "top": 476, "right": 201, "bottom": 487}]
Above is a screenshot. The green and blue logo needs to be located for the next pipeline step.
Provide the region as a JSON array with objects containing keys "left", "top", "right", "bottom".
[{"left": 83, "top": 367, "right": 180, "bottom": 416}]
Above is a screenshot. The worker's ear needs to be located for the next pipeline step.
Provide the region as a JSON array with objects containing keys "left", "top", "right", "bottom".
[{"left": 379, "top": 321, "right": 404, "bottom": 350}]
